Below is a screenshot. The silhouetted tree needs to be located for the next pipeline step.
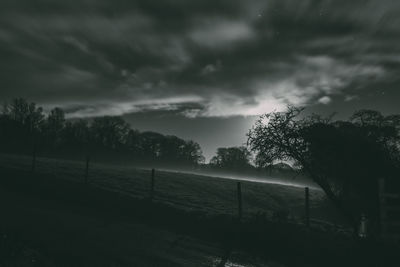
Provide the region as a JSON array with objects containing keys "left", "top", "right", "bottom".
[
  {"left": 159, "top": 135, "right": 186, "bottom": 162},
  {"left": 124, "top": 129, "right": 142, "bottom": 154},
  {"left": 123, "top": 131, "right": 204, "bottom": 166},
  {"left": 0, "top": 98, "right": 44, "bottom": 153},
  {"left": 248, "top": 106, "right": 400, "bottom": 231},
  {"left": 0, "top": 97, "right": 205, "bottom": 168},
  {"left": 180, "top": 140, "right": 205, "bottom": 167},
  {"left": 139, "top": 131, "right": 164, "bottom": 160},
  {"left": 90, "top": 116, "right": 130, "bottom": 150},
  {"left": 63, "top": 119, "right": 90, "bottom": 155},
  {"left": 9, "top": 98, "right": 44, "bottom": 133},
  {"left": 1, "top": 101, "right": 9, "bottom": 116},
  {"left": 43, "top": 107, "right": 66, "bottom": 150},
  {"left": 210, "top": 146, "right": 252, "bottom": 171}
]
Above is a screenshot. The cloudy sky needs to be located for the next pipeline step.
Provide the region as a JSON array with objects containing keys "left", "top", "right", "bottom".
[{"left": 1, "top": 0, "right": 400, "bottom": 160}]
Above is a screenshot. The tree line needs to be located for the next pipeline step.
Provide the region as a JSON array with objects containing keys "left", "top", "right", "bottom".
[
  {"left": 1, "top": 97, "right": 399, "bottom": 235},
  {"left": 0, "top": 98, "right": 205, "bottom": 168}
]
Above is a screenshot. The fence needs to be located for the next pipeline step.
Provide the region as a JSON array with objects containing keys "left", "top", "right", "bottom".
[
  {"left": 379, "top": 178, "right": 400, "bottom": 240},
  {"left": 0, "top": 152, "right": 351, "bottom": 234}
]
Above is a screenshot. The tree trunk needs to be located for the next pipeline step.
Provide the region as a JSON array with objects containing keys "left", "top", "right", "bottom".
[{"left": 300, "top": 162, "right": 357, "bottom": 231}]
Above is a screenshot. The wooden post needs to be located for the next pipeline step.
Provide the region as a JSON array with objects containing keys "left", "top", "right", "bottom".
[
  {"left": 305, "top": 187, "right": 310, "bottom": 227},
  {"left": 31, "top": 142, "right": 37, "bottom": 173},
  {"left": 150, "top": 168, "right": 155, "bottom": 200},
  {"left": 84, "top": 155, "right": 90, "bottom": 184},
  {"left": 378, "top": 178, "right": 386, "bottom": 236},
  {"left": 237, "top": 182, "right": 242, "bottom": 222}
]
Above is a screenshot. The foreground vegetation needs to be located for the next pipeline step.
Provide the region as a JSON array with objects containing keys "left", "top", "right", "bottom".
[
  {"left": 0, "top": 153, "right": 346, "bottom": 228},
  {"left": 0, "top": 155, "right": 398, "bottom": 266}
]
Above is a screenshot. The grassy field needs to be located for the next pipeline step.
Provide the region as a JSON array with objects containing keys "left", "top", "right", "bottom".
[
  {"left": 0, "top": 153, "right": 348, "bottom": 231},
  {"left": 0, "top": 171, "right": 276, "bottom": 267},
  {"left": 0, "top": 153, "right": 398, "bottom": 266}
]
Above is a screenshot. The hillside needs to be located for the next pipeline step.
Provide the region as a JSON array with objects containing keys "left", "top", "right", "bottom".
[
  {"left": 0, "top": 153, "right": 398, "bottom": 266},
  {"left": 0, "top": 153, "right": 349, "bottom": 228}
]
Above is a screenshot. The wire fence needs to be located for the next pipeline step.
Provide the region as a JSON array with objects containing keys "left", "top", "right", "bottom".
[{"left": 0, "top": 152, "right": 352, "bottom": 235}]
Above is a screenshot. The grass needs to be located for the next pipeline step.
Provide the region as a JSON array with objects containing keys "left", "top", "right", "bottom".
[
  {"left": 0, "top": 153, "right": 399, "bottom": 266},
  {"left": 0, "top": 153, "right": 347, "bottom": 229}
]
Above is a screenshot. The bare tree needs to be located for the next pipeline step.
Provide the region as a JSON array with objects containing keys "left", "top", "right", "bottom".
[{"left": 247, "top": 106, "right": 400, "bottom": 231}]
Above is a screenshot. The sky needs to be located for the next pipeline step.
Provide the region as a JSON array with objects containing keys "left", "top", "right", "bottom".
[{"left": 1, "top": 0, "right": 400, "bottom": 161}]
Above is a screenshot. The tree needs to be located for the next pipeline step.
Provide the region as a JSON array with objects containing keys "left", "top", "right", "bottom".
[
  {"left": 350, "top": 109, "right": 384, "bottom": 127},
  {"left": 138, "top": 131, "right": 164, "bottom": 160},
  {"left": 210, "top": 146, "right": 252, "bottom": 171},
  {"left": 0, "top": 97, "right": 206, "bottom": 168},
  {"left": 9, "top": 98, "right": 29, "bottom": 125},
  {"left": 47, "top": 108, "right": 65, "bottom": 134},
  {"left": 158, "top": 136, "right": 204, "bottom": 166},
  {"left": 125, "top": 129, "right": 142, "bottom": 154},
  {"left": 63, "top": 119, "right": 90, "bottom": 154},
  {"left": 8, "top": 98, "right": 44, "bottom": 133},
  {"left": 181, "top": 140, "right": 205, "bottom": 167},
  {"left": 159, "top": 135, "right": 187, "bottom": 162},
  {"left": 1, "top": 101, "right": 9, "bottom": 116},
  {"left": 1, "top": 98, "right": 44, "bottom": 153},
  {"left": 247, "top": 106, "right": 400, "bottom": 232},
  {"left": 90, "top": 116, "right": 130, "bottom": 150},
  {"left": 44, "top": 107, "right": 66, "bottom": 149}
]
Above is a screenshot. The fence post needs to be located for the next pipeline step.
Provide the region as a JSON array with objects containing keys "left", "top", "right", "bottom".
[
  {"left": 150, "top": 168, "right": 155, "bottom": 200},
  {"left": 84, "top": 155, "right": 90, "bottom": 184},
  {"left": 31, "top": 142, "right": 37, "bottom": 173},
  {"left": 237, "top": 182, "right": 242, "bottom": 222},
  {"left": 305, "top": 187, "right": 310, "bottom": 227},
  {"left": 378, "top": 178, "right": 386, "bottom": 236}
]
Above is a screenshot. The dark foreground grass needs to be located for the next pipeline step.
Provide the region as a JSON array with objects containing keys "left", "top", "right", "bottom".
[
  {"left": 0, "top": 165, "right": 399, "bottom": 267},
  {"left": 0, "top": 153, "right": 347, "bottom": 229}
]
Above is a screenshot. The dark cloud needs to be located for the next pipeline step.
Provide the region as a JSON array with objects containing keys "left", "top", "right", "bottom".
[{"left": 1, "top": 0, "right": 400, "bottom": 158}]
